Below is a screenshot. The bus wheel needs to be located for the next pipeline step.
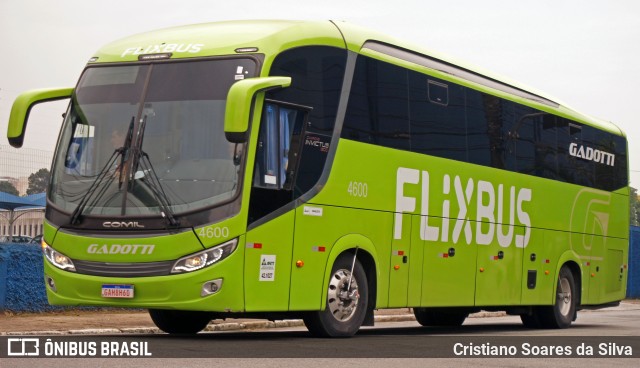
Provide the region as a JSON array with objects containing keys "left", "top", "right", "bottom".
[
  {"left": 148, "top": 309, "right": 211, "bottom": 334},
  {"left": 537, "top": 266, "right": 576, "bottom": 328},
  {"left": 413, "top": 308, "right": 468, "bottom": 327},
  {"left": 520, "top": 313, "right": 540, "bottom": 328},
  {"left": 303, "top": 253, "right": 368, "bottom": 337}
]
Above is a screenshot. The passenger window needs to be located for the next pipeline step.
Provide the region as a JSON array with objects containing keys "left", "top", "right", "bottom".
[
  {"left": 409, "top": 72, "right": 466, "bottom": 161},
  {"left": 343, "top": 57, "right": 410, "bottom": 150}
]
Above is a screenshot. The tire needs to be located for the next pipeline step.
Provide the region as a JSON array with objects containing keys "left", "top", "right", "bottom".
[
  {"left": 536, "top": 266, "right": 577, "bottom": 329},
  {"left": 303, "top": 253, "right": 368, "bottom": 337},
  {"left": 413, "top": 308, "right": 468, "bottom": 327},
  {"left": 520, "top": 313, "right": 540, "bottom": 328},
  {"left": 148, "top": 309, "right": 211, "bottom": 334}
]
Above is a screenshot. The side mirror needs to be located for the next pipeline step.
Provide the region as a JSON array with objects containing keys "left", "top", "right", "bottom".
[
  {"left": 224, "top": 76, "right": 291, "bottom": 143},
  {"left": 7, "top": 87, "right": 73, "bottom": 148}
]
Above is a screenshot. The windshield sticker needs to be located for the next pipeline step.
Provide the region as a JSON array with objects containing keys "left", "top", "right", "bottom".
[
  {"left": 259, "top": 255, "right": 276, "bottom": 281},
  {"left": 235, "top": 66, "right": 248, "bottom": 80},
  {"left": 73, "top": 124, "right": 95, "bottom": 138},
  {"left": 264, "top": 175, "right": 277, "bottom": 185},
  {"left": 66, "top": 125, "right": 95, "bottom": 175}
]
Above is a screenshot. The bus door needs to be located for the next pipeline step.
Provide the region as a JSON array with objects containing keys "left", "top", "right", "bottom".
[{"left": 244, "top": 100, "right": 307, "bottom": 311}]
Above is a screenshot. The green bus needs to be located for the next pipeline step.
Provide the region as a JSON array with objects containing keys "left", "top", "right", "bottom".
[{"left": 7, "top": 20, "right": 629, "bottom": 337}]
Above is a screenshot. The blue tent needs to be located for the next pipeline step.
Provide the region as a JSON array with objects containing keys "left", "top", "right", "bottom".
[
  {"left": 23, "top": 193, "right": 46, "bottom": 207},
  {"left": 0, "top": 191, "right": 45, "bottom": 211},
  {"left": 0, "top": 191, "right": 45, "bottom": 242}
]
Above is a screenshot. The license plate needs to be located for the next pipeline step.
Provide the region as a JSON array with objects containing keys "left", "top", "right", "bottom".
[{"left": 101, "top": 284, "right": 134, "bottom": 298}]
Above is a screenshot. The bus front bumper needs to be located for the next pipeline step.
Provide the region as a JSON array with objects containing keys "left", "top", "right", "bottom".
[{"left": 42, "top": 255, "right": 245, "bottom": 312}]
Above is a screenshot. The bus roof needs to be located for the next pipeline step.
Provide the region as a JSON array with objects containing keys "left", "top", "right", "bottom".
[{"left": 91, "top": 20, "right": 624, "bottom": 138}]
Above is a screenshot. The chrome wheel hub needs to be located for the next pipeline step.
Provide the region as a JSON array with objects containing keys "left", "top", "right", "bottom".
[
  {"left": 557, "top": 277, "right": 572, "bottom": 316},
  {"left": 327, "top": 269, "right": 360, "bottom": 322}
]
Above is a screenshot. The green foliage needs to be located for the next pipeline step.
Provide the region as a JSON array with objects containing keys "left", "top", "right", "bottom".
[
  {"left": 0, "top": 181, "right": 19, "bottom": 196},
  {"left": 27, "top": 168, "right": 50, "bottom": 195}
]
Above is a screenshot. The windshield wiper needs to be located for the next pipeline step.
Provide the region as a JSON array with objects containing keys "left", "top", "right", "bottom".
[
  {"left": 69, "top": 117, "right": 134, "bottom": 225},
  {"left": 130, "top": 115, "right": 179, "bottom": 227},
  {"left": 135, "top": 152, "right": 179, "bottom": 227}
]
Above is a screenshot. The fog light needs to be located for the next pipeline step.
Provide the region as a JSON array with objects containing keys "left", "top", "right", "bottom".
[
  {"left": 46, "top": 276, "right": 57, "bottom": 292},
  {"left": 201, "top": 279, "right": 223, "bottom": 297}
]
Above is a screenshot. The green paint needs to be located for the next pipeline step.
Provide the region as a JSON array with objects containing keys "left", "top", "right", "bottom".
[{"left": 7, "top": 21, "right": 628, "bottom": 321}]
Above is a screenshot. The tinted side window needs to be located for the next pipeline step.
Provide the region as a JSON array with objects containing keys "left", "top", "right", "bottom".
[
  {"left": 535, "top": 114, "right": 558, "bottom": 180},
  {"left": 587, "top": 126, "right": 628, "bottom": 191},
  {"left": 343, "top": 57, "right": 410, "bottom": 150},
  {"left": 558, "top": 119, "right": 581, "bottom": 184},
  {"left": 341, "top": 55, "right": 627, "bottom": 191},
  {"left": 466, "top": 90, "right": 493, "bottom": 167},
  {"left": 266, "top": 45, "right": 347, "bottom": 197},
  {"left": 409, "top": 72, "right": 466, "bottom": 161},
  {"left": 613, "top": 135, "right": 628, "bottom": 190},
  {"left": 267, "top": 46, "right": 347, "bottom": 135},
  {"left": 508, "top": 104, "right": 535, "bottom": 175}
]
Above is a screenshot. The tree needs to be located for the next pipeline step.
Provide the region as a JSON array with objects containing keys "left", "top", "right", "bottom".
[
  {"left": 0, "top": 181, "right": 19, "bottom": 196},
  {"left": 27, "top": 168, "right": 50, "bottom": 195},
  {"left": 631, "top": 187, "right": 640, "bottom": 227}
]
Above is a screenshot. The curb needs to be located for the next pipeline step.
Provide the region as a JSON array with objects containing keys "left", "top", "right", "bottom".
[{"left": 0, "top": 311, "right": 506, "bottom": 336}]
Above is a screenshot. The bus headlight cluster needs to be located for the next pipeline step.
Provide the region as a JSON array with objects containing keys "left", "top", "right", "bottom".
[
  {"left": 42, "top": 242, "right": 76, "bottom": 272},
  {"left": 171, "top": 238, "right": 238, "bottom": 273}
]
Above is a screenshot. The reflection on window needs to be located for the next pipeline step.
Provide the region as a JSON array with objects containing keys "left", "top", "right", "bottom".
[
  {"left": 50, "top": 59, "right": 256, "bottom": 216},
  {"left": 254, "top": 103, "right": 301, "bottom": 190},
  {"left": 65, "top": 121, "right": 95, "bottom": 176},
  {"left": 342, "top": 54, "right": 628, "bottom": 191}
]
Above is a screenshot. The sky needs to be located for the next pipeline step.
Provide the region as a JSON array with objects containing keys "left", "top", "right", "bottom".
[{"left": 1, "top": 0, "right": 639, "bottom": 187}]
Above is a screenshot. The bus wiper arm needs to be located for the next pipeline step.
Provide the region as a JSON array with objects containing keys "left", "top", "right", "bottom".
[
  {"left": 135, "top": 152, "right": 179, "bottom": 227},
  {"left": 70, "top": 117, "right": 135, "bottom": 225},
  {"left": 126, "top": 113, "right": 178, "bottom": 227},
  {"left": 69, "top": 147, "right": 123, "bottom": 225},
  {"left": 118, "top": 116, "right": 136, "bottom": 189}
]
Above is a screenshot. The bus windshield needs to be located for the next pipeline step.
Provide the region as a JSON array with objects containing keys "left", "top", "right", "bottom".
[{"left": 50, "top": 58, "right": 257, "bottom": 217}]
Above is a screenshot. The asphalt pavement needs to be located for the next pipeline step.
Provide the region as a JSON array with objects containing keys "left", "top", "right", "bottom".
[{"left": 0, "top": 307, "right": 507, "bottom": 336}]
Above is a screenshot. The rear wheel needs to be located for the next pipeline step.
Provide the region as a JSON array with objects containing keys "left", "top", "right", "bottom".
[
  {"left": 303, "top": 253, "right": 368, "bottom": 337},
  {"left": 148, "top": 309, "right": 211, "bottom": 334},
  {"left": 536, "top": 266, "right": 577, "bottom": 329},
  {"left": 413, "top": 308, "right": 468, "bottom": 327}
]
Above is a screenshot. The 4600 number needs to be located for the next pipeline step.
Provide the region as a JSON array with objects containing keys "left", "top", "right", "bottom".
[
  {"left": 347, "top": 181, "right": 368, "bottom": 198},
  {"left": 198, "top": 226, "right": 230, "bottom": 238}
]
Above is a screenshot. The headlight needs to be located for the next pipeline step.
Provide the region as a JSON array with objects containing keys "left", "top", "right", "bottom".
[
  {"left": 171, "top": 238, "right": 238, "bottom": 273},
  {"left": 42, "top": 242, "right": 76, "bottom": 272}
]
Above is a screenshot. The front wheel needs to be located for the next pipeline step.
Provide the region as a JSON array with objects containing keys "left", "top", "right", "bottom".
[
  {"left": 303, "top": 253, "right": 368, "bottom": 337},
  {"left": 148, "top": 309, "right": 211, "bottom": 334}
]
